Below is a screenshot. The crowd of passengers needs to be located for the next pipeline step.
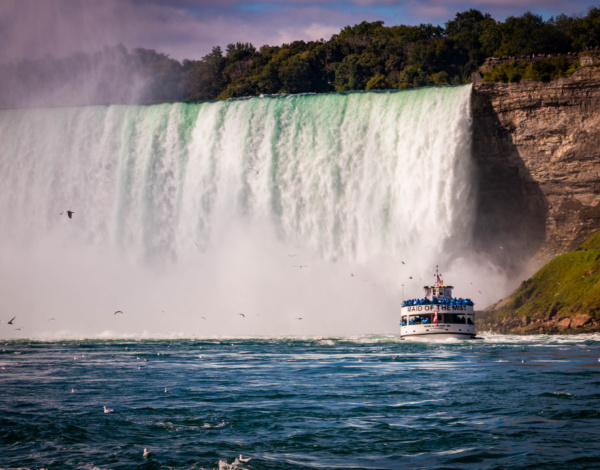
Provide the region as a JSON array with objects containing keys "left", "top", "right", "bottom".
[
  {"left": 401, "top": 314, "right": 474, "bottom": 326},
  {"left": 402, "top": 297, "right": 474, "bottom": 307}
]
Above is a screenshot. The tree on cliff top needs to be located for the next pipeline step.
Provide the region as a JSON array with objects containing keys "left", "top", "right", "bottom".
[{"left": 3, "top": 7, "right": 600, "bottom": 107}]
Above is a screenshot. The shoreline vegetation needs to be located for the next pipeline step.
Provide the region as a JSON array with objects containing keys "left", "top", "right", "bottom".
[
  {"left": 477, "top": 231, "right": 600, "bottom": 335},
  {"left": 2, "top": 8, "right": 600, "bottom": 107}
]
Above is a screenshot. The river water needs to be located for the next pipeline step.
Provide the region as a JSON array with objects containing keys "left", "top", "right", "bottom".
[{"left": 2, "top": 334, "right": 599, "bottom": 469}]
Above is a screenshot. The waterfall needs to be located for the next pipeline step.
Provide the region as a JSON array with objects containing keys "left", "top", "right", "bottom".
[{"left": 0, "top": 86, "right": 501, "bottom": 338}]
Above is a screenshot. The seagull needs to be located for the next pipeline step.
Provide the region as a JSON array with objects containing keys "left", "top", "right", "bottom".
[
  {"left": 238, "top": 313, "right": 245, "bottom": 318},
  {"left": 401, "top": 261, "right": 405, "bottom": 264},
  {"left": 71, "top": 388, "right": 76, "bottom": 393},
  {"left": 7, "top": 316, "right": 16, "bottom": 325},
  {"left": 295, "top": 317, "right": 303, "bottom": 320},
  {"left": 143, "top": 448, "right": 151, "bottom": 459},
  {"left": 247, "top": 167, "right": 260, "bottom": 175},
  {"left": 409, "top": 276, "right": 413, "bottom": 279},
  {"left": 114, "top": 310, "right": 123, "bottom": 315},
  {"left": 60, "top": 210, "right": 74, "bottom": 219},
  {"left": 201, "top": 316, "right": 206, "bottom": 320},
  {"left": 47, "top": 318, "right": 55, "bottom": 321},
  {"left": 103, "top": 406, "right": 114, "bottom": 413},
  {"left": 238, "top": 455, "right": 251, "bottom": 462},
  {"left": 15, "top": 327, "right": 23, "bottom": 331},
  {"left": 164, "top": 387, "right": 168, "bottom": 393}
]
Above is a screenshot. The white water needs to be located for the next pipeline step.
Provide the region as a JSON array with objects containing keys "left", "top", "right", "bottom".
[{"left": 0, "top": 86, "right": 508, "bottom": 338}]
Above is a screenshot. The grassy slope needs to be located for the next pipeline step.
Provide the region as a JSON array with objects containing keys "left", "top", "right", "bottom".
[{"left": 487, "top": 231, "right": 600, "bottom": 320}]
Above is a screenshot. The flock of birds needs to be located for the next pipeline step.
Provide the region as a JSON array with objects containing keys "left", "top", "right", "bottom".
[
  {"left": 4, "top": 190, "right": 488, "bottom": 465},
  {"left": 0, "top": 206, "right": 488, "bottom": 335}
]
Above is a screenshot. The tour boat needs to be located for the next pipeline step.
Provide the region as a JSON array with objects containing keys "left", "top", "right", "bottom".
[{"left": 400, "top": 266, "right": 476, "bottom": 340}]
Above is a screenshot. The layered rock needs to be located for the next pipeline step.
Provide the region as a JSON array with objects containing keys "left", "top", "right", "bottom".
[
  {"left": 471, "top": 67, "right": 600, "bottom": 276},
  {"left": 477, "top": 311, "right": 599, "bottom": 334}
]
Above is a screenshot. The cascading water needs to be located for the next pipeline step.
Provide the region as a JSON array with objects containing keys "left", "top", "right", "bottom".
[{"left": 0, "top": 86, "right": 506, "bottom": 338}]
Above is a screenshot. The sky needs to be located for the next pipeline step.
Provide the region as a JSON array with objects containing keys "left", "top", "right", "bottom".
[{"left": 1, "top": 0, "right": 599, "bottom": 64}]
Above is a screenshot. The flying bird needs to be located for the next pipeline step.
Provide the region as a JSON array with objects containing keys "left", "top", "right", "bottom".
[
  {"left": 7, "top": 316, "right": 16, "bottom": 325},
  {"left": 238, "top": 313, "right": 245, "bottom": 318},
  {"left": 15, "top": 327, "right": 23, "bottom": 331},
  {"left": 409, "top": 276, "right": 413, "bottom": 279},
  {"left": 60, "top": 210, "right": 74, "bottom": 219},
  {"left": 47, "top": 317, "right": 55, "bottom": 321},
  {"left": 114, "top": 310, "right": 123, "bottom": 315},
  {"left": 247, "top": 167, "right": 260, "bottom": 175},
  {"left": 143, "top": 448, "right": 151, "bottom": 459},
  {"left": 401, "top": 261, "right": 405, "bottom": 264},
  {"left": 295, "top": 317, "right": 303, "bottom": 320},
  {"left": 103, "top": 406, "right": 114, "bottom": 413},
  {"left": 201, "top": 316, "right": 206, "bottom": 320}
]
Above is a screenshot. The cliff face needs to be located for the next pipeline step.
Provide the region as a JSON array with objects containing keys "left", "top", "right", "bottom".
[{"left": 471, "top": 67, "right": 600, "bottom": 277}]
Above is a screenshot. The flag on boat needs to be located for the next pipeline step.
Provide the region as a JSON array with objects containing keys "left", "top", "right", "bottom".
[{"left": 433, "top": 310, "right": 438, "bottom": 324}]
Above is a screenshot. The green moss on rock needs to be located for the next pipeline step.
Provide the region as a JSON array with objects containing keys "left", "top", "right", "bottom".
[{"left": 479, "top": 230, "right": 600, "bottom": 333}]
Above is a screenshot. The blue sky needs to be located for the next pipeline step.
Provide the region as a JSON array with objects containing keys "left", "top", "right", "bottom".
[{"left": 2, "top": 0, "right": 599, "bottom": 63}]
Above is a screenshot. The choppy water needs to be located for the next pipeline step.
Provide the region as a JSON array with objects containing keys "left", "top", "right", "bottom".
[{"left": 2, "top": 335, "right": 600, "bottom": 469}]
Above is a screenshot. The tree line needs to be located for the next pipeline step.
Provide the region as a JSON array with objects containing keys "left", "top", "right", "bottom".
[{"left": 2, "top": 8, "right": 600, "bottom": 108}]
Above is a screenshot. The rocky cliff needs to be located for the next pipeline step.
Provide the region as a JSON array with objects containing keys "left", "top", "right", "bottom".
[{"left": 471, "top": 67, "right": 600, "bottom": 278}]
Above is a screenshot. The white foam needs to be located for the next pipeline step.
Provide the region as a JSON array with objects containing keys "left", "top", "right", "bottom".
[{"left": 0, "top": 88, "right": 518, "bottom": 339}]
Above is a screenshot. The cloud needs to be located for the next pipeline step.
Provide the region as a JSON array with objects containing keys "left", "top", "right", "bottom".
[{"left": 2, "top": 0, "right": 598, "bottom": 64}]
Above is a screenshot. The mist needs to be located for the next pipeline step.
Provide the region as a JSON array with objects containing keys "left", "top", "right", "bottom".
[
  {"left": 0, "top": 87, "right": 519, "bottom": 340},
  {"left": 0, "top": 45, "right": 185, "bottom": 109}
]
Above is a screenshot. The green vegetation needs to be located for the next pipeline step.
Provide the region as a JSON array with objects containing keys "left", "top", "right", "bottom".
[
  {"left": 491, "top": 231, "right": 600, "bottom": 321},
  {"left": 2, "top": 7, "right": 600, "bottom": 107},
  {"left": 481, "top": 55, "right": 581, "bottom": 83}
]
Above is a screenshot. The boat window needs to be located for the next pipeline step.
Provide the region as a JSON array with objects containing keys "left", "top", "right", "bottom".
[
  {"left": 409, "top": 314, "right": 433, "bottom": 325},
  {"left": 466, "top": 315, "right": 474, "bottom": 325},
  {"left": 442, "top": 314, "right": 466, "bottom": 324},
  {"left": 401, "top": 316, "right": 407, "bottom": 326}
]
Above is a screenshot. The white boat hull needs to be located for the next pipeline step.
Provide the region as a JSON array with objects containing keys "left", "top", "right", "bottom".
[
  {"left": 400, "top": 331, "right": 476, "bottom": 340},
  {"left": 400, "top": 304, "right": 476, "bottom": 340}
]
